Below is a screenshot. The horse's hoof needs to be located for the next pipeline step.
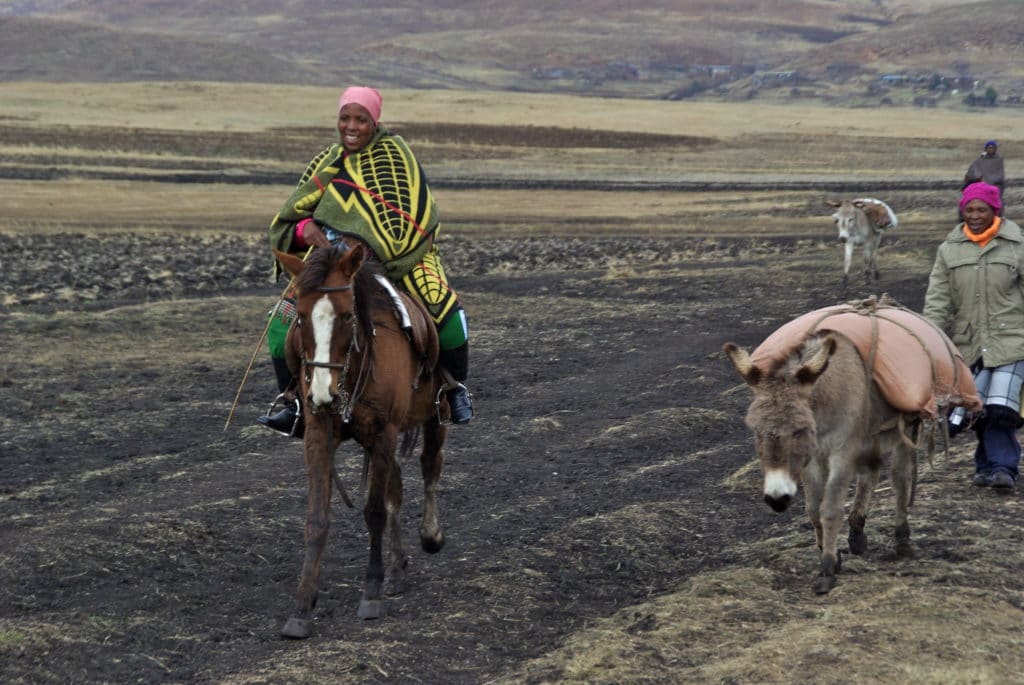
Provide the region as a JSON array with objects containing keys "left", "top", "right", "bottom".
[
  {"left": 895, "top": 542, "right": 915, "bottom": 559},
  {"left": 358, "top": 599, "right": 387, "bottom": 620},
  {"left": 421, "top": 532, "right": 445, "bottom": 554},
  {"left": 813, "top": 575, "right": 837, "bottom": 595},
  {"left": 280, "top": 617, "right": 312, "bottom": 639}
]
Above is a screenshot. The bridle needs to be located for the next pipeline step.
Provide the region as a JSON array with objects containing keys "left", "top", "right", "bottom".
[{"left": 297, "top": 283, "right": 370, "bottom": 422}]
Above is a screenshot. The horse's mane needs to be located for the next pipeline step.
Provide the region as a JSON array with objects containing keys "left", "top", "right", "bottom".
[{"left": 296, "top": 244, "right": 390, "bottom": 352}]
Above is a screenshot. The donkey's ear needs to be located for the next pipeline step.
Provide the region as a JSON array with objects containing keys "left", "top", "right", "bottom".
[
  {"left": 339, "top": 242, "right": 366, "bottom": 276},
  {"left": 795, "top": 334, "right": 835, "bottom": 384},
  {"left": 723, "top": 342, "right": 762, "bottom": 386},
  {"left": 274, "top": 249, "right": 306, "bottom": 279}
]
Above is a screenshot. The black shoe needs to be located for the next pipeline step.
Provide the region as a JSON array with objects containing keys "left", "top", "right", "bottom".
[
  {"left": 989, "top": 470, "right": 1016, "bottom": 491},
  {"left": 447, "top": 384, "right": 474, "bottom": 425},
  {"left": 972, "top": 471, "right": 991, "bottom": 487},
  {"left": 257, "top": 398, "right": 304, "bottom": 438}
]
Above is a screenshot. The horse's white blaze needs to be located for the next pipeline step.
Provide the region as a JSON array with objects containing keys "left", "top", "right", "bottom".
[
  {"left": 763, "top": 468, "right": 797, "bottom": 500},
  {"left": 310, "top": 295, "right": 336, "bottom": 406}
]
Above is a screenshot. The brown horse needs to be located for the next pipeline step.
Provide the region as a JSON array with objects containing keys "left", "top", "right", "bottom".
[{"left": 273, "top": 243, "right": 449, "bottom": 639}]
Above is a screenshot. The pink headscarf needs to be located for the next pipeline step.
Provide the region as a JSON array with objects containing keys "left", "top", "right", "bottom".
[
  {"left": 960, "top": 181, "right": 1002, "bottom": 212},
  {"left": 338, "top": 86, "right": 382, "bottom": 125}
]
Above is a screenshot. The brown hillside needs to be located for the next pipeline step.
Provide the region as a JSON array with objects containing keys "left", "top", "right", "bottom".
[{"left": 1, "top": 1, "right": 1022, "bottom": 101}]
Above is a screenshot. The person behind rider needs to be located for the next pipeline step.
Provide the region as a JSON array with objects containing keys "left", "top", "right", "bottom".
[{"left": 258, "top": 86, "right": 474, "bottom": 436}]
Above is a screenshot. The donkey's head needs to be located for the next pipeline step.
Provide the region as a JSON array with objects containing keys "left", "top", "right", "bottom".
[
  {"left": 724, "top": 334, "right": 836, "bottom": 512},
  {"left": 274, "top": 244, "right": 366, "bottom": 410},
  {"left": 827, "top": 200, "right": 860, "bottom": 245}
]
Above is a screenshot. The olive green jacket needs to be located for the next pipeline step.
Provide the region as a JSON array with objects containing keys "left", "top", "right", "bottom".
[{"left": 923, "top": 218, "right": 1024, "bottom": 367}]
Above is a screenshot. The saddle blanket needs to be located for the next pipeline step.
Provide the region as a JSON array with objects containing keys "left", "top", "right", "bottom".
[{"left": 749, "top": 299, "right": 981, "bottom": 418}]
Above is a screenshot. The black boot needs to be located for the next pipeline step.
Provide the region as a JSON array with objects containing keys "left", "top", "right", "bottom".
[
  {"left": 257, "top": 357, "right": 304, "bottom": 438},
  {"left": 257, "top": 396, "right": 304, "bottom": 438},
  {"left": 439, "top": 343, "right": 474, "bottom": 425},
  {"left": 447, "top": 383, "right": 474, "bottom": 424}
]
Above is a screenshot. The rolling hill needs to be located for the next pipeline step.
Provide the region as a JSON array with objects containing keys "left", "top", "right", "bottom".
[{"left": 1, "top": 0, "right": 1022, "bottom": 104}]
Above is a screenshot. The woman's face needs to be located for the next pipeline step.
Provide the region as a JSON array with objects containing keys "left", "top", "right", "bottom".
[
  {"left": 963, "top": 199, "right": 997, "bottom": 234},
  {"left": 338, "top": 104, "right": 376, "bottom": 153}
]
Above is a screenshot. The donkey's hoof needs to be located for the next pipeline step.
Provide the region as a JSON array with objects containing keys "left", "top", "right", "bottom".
[
  {"left": 813, "top": 575, "right": 837, "bottom": 595},
  {"left": 280, "top": 617, "right": 312, "bottom": 639},
  {"left": 358, "top": 599, "right": 387, "bottom": 620},
  {"left": 848, "top": 531, "right": 868, "bottom": 556}
]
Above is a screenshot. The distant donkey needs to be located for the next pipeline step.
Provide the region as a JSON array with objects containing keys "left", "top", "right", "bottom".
[{"left": 826, "top": 198, "right": 897, "bottom": 287}]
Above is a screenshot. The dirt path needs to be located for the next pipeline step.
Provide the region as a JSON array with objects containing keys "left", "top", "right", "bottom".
[{"left": 2, "top": 230, "right": 1022, "bottom": 683}]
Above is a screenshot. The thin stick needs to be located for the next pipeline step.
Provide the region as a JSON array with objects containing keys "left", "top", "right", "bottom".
[{"left": 224, "top": 247, "right": 312, "bottom": 431}]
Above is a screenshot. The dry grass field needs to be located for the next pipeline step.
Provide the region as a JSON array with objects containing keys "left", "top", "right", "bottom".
[{"left": 2, "top": 83, "right": 1024, "bottom": 684}]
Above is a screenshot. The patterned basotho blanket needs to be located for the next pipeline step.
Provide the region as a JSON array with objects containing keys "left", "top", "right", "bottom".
[{"left": 749, "top": 296, "right": 981, "bottom": 418}]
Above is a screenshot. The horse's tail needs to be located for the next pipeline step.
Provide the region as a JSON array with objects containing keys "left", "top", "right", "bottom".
[
  {"left": 400, "top": 428, "right": 421, "bottom": 463},
  {"left": 360, "top": 429, "right": 420, "bottom": 489}
]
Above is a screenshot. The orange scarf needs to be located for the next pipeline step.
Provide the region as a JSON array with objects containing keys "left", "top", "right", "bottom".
[{"left": 965, "top": 217, "right": 1001, "bottom": 247}]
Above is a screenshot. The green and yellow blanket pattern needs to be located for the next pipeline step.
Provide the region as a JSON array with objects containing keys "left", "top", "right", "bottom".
[{"left": 269, "top": 129, "right": 439, "bottom": 282}]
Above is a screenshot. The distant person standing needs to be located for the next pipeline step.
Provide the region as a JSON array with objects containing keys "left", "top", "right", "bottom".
[{"left": 964, "top": 140, "right": 1005, "bottom": 214}]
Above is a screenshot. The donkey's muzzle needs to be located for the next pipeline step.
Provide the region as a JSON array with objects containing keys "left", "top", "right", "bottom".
[{"left": 765, "top": 493, "right": 792, "bottom": 513}]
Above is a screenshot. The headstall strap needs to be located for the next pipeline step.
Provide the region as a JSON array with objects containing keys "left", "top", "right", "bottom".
[{"left": 300, "top": 316, "right": 363, "bottom": 422}]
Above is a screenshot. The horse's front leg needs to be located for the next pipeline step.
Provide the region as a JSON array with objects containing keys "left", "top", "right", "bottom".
[
  {"left": 419, "top": 417, "right": 448, "bottom": 555},
  {"left": 281, "top": 416, "right": 335, "bottom": 639},
  {"left": 385, "top": 445, "right": 408, "bottom": 596},
  {"left": 359, "top": 427, "right": 399, "bottom": 620}
]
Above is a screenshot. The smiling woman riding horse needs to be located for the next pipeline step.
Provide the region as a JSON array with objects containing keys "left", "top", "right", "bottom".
[
  {"left": 274, "top": 242, "right": 450, "bottom": 639},
  {"left": 259, "top": 85, "right": 473, "bottom": 438}
]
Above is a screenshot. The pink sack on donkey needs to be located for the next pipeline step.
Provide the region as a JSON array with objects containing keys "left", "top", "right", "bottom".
[{"left": 750, "top": 296, "right": 981, "bottom": 418}]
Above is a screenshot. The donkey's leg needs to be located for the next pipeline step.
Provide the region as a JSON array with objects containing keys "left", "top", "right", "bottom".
[
  {"left": 814, "top": 457, "right": 856, "bottom": 594},
  {"left": 281, "top": 421, "right": 334, "bottom": 639},
  {"left": 891, "top": 439, "right": 917, "bottom": 559},
  {"left": 419, "top": 418, "right": 448, "bottom": 555},
  {"left": 847, "top": 464, "right": 879, "bottom": 556},
  {"left": 359, "top": 427, "right": 398, "bottom": 620},
  {"left": 867, "top": 235, "right": 881, "bottom": 282},
  {"left": 803, "top": 459, "right": 826, "bottom": 551},
  {"left": 384, "top": 455, "right": 408, "bottom": 596},
  {"left": 841, "top": 242, "right": 854, "bottom": 288}
]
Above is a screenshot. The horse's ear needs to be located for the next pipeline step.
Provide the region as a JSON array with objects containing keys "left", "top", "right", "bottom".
[
  {"left": 795, "top": 334, "right": 835, "bottom": 384},
  {"left": 723, "top": 342, "right": 762, "bottom": 386},
  {"left": 825, "top": 200, "right": 841, "bottom": 208},
  {"left": 273, "top": 249, "right": 306, "bottom": 279},
  {"left": 339, "top": 242, "right": 366, "bottom": 276}
]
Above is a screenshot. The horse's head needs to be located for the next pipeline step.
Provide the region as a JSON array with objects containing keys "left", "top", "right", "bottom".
[
  {"left": 724, "top": 334, "right": 835, "bottom": 512},
  {"left": 274, "top": 244, "right": 366, "bottom": 411}
]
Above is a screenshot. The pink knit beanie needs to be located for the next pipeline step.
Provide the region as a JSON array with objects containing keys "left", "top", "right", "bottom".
[
  {"left": 338, "top": 86, "right": 382, "bottom": 125},
  {"left": 960, "top": 182, "right": 1002, "bottom": 212}
]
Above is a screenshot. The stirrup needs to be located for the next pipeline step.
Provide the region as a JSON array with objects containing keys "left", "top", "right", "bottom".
[
  {"left": 260, "top": 393, "right": 302, "bottom": 437},
  {"left": 437, "top": 383, "right": 474, "bottom": 425}
]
